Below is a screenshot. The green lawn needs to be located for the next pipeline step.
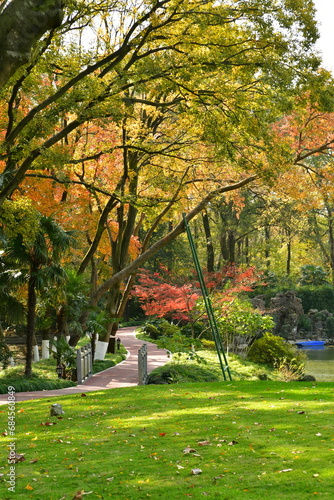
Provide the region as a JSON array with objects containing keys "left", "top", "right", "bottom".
[{"left": 1, "top": 381, "right": 334, "bottom": 499}]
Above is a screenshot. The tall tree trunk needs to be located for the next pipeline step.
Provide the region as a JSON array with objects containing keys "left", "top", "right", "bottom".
[
  {"left": 245, "top": 235, "right": 250, "bottom": 266},
  {"left": 286, "top": 235, "right": 291, "bottom": 276},
  {"left": 228, "top": 230, "right": 235, "bottom": 264},
  {"left": 264, "top": 224, "right": 270, "bottom": 270},
  {"left": 25, "top": 272, "right": 37, "bottom": 377},
  {"left": 325, "top": 203, "right": 334, "bottom": 284},
  {"left": 0, "top": 0, "right": 64, "bottom": 88}
]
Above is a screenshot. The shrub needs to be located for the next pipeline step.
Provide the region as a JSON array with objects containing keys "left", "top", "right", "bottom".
[
  {"left": 0, "top": 339, "right": 12, "bottom": 369},
  {"left": 247, "top": 332, "right": 306, "bottom": 377},
  {"left": 139, "top": 319, "right": 181, "bottom": 340},
  {"left": 147, "top": 363, "right": 220, "bottom": 384},
  {"left": 325, "top": 315, "right": 334, "bottom": 338},
  {"left": 298, "top": 314, "right": 312, "bottom": 332},
  {"left": 299, "top": 265, "right": 329, "bottom": 286},
  {"left": 296, "top": 285, "right": 334, "bottom": 313},
  {"left": 201, "top": 339, "right": 216, "bottom": 350}
]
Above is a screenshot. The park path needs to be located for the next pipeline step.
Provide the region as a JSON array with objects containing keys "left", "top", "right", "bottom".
[{"left": 0, "top": 326, "right": 169, "bottom": 405}]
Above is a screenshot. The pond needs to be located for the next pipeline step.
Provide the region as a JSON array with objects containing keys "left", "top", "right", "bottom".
[
  {"left": 298, "top": 346, "right": 334, "bottom": 361},
  {"left": 298, "top": 346, "right": 334, "bottom": 381}
]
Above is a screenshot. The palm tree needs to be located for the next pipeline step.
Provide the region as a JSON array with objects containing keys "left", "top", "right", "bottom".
[{"left": 5, "top": 215, "right": 75, "bottom": 377}]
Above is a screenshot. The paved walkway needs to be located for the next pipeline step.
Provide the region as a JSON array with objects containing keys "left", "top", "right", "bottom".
[{"left": 0, "top": 326, "right": 169, "bottom": 405}]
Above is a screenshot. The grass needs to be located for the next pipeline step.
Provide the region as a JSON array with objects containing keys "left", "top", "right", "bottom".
[
  {"left": 0, "top": 345, "right": 127, "bottom": 394},
  {"left": 1, "top": 381, "right": 334, "bottom": 499}
]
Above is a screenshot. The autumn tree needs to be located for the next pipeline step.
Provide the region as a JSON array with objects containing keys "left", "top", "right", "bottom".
[{"left": 0, "top": 0, "right": 331, "bottom": 354}]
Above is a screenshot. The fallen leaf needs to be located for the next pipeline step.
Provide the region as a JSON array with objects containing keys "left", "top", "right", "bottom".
[
  {"left": 159, "top": 433, "right": 166, "bottom": 437},
  {"left": 198, "top": 440, "right": 211, "bottom": 446},
  {"left": 269, "top": 428, "right": 276, "bottom": 432},
  {"left": 30, "top": 459, "right": 38, "bottom": 463},
  {"left": 228, "top": 440, "right": 238, "bottom": 446},
  {"left": 72, "top": 491, "right": 83, "bottom": 499},
  {"left": 183, "top": 447, "right": 196, "bottom": 454},
  {"left": 279, "top": 469, "right": 293, "bottom": 473},
  {"left": 81, "top": 393, "right": 87, "bottom": 397},
  {"left": 191, "top": 468, "right": 202, "bottom": 475},
  {"left": 25, "top": 484, "right": 34, "bottom": 490},
  {"left": 298, "top": 411, "right": 306, "bottom": 414},
  {"left": 9, "top": 453, "right": 25, "bottom": 463}
]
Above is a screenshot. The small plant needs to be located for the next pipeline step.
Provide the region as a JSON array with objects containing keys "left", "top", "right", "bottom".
[
  {"left": 299, "top": 265, "right": 329, "bottom": 286},
  {"left": 247, "top": 332, "right": 306, "bottom": 379},
  {"left": 275, "top": 356, "right": 306, "bottom": 382},
  {"left": 48, "top": 336, "right": 76, "bottom": 379},
  {"left": 154, "top": 330, "right": 206, "bottom": 364}
]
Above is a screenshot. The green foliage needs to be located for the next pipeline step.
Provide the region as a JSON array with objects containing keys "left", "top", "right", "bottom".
[
  {"left": 147, "top": 363, "right": 220, "bottom": 384},
  {"left": 297, "top": 314, "right": 312, "bottom": 332},
  {"left": 92, "top": 349, "right": 127, "bottom": 374},
  {"left": 0, "top": 362, "right": 76, "bottom": 394},
  {"left": 48, "top": 336, "right": 76, "bottom": 378},
  {"left": 155, "top": 331, "right": 204, "bottom": 363},
  {"left": 296, "top": 285, "right": 334, "bottom": 313},
  {"left": 247, "top": 332, "right": 306, "bottom": 377},
  {"left": 0, "top": 198, "right": 40, "bottom": 247},
  {"left": 299, "top": 265, "right": 329, "bottom": 286},
  {"left": 138, "top": 319, "right": 181, "bottom": 340},
  {"left": 200, "top": 339, "right": 216, "bottom": 350},
  {"left": 180, "top": 321, "right": 208, "bottom": 339},
  {"left": 0, "top": 338, "right": 12, "bottom": 369},
  {"left": 325, "top": 315, "right": 334, "bottom": 338},
  {"left": 216, "top": 298, "right": 274, "bottom": 342}
]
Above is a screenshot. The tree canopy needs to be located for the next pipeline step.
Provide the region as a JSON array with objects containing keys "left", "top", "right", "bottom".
[{"left": 1, "top": 0, "right": 334, "bottom": 362}]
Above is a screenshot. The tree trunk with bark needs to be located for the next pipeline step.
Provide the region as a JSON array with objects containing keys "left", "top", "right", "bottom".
[{"left": 0, "top": 0, "right": 64, "bottom": 88}]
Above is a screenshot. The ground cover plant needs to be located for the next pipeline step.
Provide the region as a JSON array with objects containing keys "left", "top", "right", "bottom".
[
  {"left": 0, "top": 345, "right": 127, "bottom": 394},
  {"left": 1, "top": 381, "right": 334, "bottom": 499}
]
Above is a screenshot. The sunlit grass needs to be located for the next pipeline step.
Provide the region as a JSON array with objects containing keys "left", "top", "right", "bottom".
[{"left": 1, "top": 381, "right": 334, "bottom": 499}]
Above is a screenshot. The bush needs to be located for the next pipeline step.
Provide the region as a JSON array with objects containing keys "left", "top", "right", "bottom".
[
  {"left": 147, "top": 363, "right": 220, "bottom": 384},
  {"left": 139, "top": 319, "right": 181, "bottom": 340},
  {"left": 247, "top": 332, "right": 306, "bottom": 377},
  {"left": 201, "top": 339, "right": 216, "bottom": 350},
  {"left": 299, "top": 265, "right": 329, "bottom": 286},
  {"left": 297, "top": 314, "right": 312, "bottom": 332},
  {"left": 296, "top": 285, "right": 334, "bottom": 314},
  {"left": 325, "top": 316, "right": 334, "bottom": 338}
]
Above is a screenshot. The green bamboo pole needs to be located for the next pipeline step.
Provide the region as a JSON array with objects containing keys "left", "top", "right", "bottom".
[{"left": 183, "top": 214, "right": 232, "bottom": 381}]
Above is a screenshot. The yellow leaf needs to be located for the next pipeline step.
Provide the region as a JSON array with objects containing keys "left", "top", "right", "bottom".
[{"left": 25, "top": 484, "right": 34, "bottom": 490}]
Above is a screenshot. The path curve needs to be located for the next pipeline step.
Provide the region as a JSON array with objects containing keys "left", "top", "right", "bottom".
[{"left": 0, "top": 326, "right": 169, "bottom": 404}]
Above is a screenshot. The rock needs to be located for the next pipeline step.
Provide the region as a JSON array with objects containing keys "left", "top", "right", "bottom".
[
  {"left": 270, "top": 291, "right": 304, "bottom": 339},
  {"left": 298, "top": 374, "right": 316, "bottom": 382},
  {"left": 50, "top": 403, "right": 65, "bottom": 416}
]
